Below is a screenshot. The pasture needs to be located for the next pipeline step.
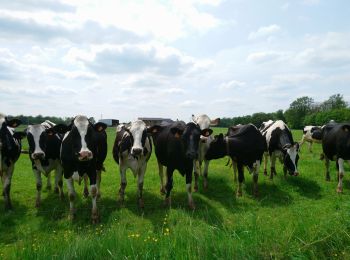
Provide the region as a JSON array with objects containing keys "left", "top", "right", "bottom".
[{"left": 1, "top": 127, "right": 350, "bottom": 259}]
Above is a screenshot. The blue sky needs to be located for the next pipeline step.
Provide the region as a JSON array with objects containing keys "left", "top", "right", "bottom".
[{"left": 1, "top": 0, "right": 349, "bottom": 122}]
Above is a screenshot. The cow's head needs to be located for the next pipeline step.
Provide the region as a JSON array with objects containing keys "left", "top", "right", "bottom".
[
  {"left": 126, "top": 120, "right": 148, "bottom": 157},
  {"left": 191, "top": 114, "right": 215, "bottom": 143},
  {"left": 0, "top": 114, "right": 25, "bottom": 165},
  {"left": 56, "top": 115, "right": 107, "bottom": 162},
  {"left": 205, "top": 133, "right": 226, "bottom": 160},
  {"left": 173, "top": 122, "right": 204, "bottom": 160},
  {"left": 282, "top": 142, "right": 300, "bottom": 176},
  {"left": 26, "top": 123, "right": 58, "bottom": 160}
]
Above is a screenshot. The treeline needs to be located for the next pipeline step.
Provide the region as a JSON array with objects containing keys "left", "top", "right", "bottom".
[
  {"left": 218, "top": 94, "right": 350, "bottom": 129},
  {"left": 8, "top": 115, "right": 74, "bottom": 125}
]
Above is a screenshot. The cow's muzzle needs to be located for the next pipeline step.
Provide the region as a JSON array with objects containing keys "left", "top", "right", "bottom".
[
  {"left": 78, "top": 151, "right": 93, "bottom": 161},
  {"left": 131, "top": 147, "right": 143, "bottom": 156},
  {"left": 32, "top": 152, "right": 45, "bottom": 160}
]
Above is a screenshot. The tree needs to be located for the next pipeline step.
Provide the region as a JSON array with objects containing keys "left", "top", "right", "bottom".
[
  {"left": 284, "top": 96, "right": 314, "bottom": 129},
  {"left": 320, "top": 94, "right": 348, "bottom": 111}
]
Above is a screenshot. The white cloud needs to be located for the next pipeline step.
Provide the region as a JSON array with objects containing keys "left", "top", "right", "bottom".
[
  {"left": 248, "top": 24, "right": 281, "bottom": 40},
  {"left": 301, "top": 0, "right": 320, "bottom": 6},
  {"left": 281, "top": 3, "right": 290, "bottom": 10},
  {"left": 218, "top": 80, "right": 246, "bottom": 90},
  {"left": 246, "top": 51, "right": 285, "bottom": 63}
]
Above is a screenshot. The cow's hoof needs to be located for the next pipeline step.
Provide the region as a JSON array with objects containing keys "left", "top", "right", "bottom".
[
  {"left": 236, "top": 191, "right": 243, "bottom": 197},
  {"left": 194, "top": 185, "right": 199, "bottom": 192},
  {"left": 164, "top": 197, "right": 171, "bottom": 207},
  {"left": 97, "top": 193, "right": 101, "bottom": 200},
  {"left": 203, "top": 180, "right": 208, "bottom": 191},
  {"left": 35, "top": 201, "right": 40, "bottom": 208},
  {"left": 5, "top": 203, "right": 13, "bottom": 211},
  {"left": 83, "top": 188, "right": 89, "bottom": 198},
  {"left": 263, "top": 170, "right": 267, "bottom": 176},
  {"left": 69, "top": 209, "right": 76, "bottom": 221},
  {"left": 46, "top": 185, "right": 52, "bottom": 191},
  {"left": 54, "top": 187, "right": 59, "bottom": 194},
  {"left": 325, "top": 175, "right": 330, "bottom": 181},
  {"left": 188, "top": 201, "right": 196, "bottom": 210},
  {"left": 253, "top": 190, "right": 259, "bottom": 198},
  {"left": 91, "top": 211, "right": 100, "bottom": 224},
  {"left": 59, "top": 193, "right": 64, "bottom": 200},
  {"left": 269, "top": 176, "right": 274, "bottom": 180},
  {"left": 160, "top": 187, "right": 166, "bottom": 195},
  {"left": 337, "top": 187, "right": 343, "bottom": 193},
  {"left": 138, "top": 198, "right": 144, "bottom": 208}
]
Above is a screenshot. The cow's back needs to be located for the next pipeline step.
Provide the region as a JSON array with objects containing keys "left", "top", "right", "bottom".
[{"left": 322, "top": 123, "right": 350, "bottom": 160}]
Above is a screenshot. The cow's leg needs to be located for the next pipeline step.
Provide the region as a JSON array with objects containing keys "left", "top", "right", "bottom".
[
  {"left": 270, "top": 153, "right": 277, "bottom": 179},
  {"left": 203, "top": 160, "right": 210, "bottom": 190},
  {"left": 96, "top": 170, "right": 102, "bottom": 199},
  {"left": 55, "top": 164, "right": 64, "bottom": 200},
  {"left": 185, "top": 168, "right": 195, "bottom": 210},
  {"left": 236, "top": 162, "right": 244, "bottom": 197},
  {"left": 90, "top": 182, "right": 99, "bottom": 224},
  {"left": 165, "top": 168, "right": 174, "bottom": 207},
  {"left": 66, "top": 177, "right": 76, "bottom": 220},
  {"left": 325, "top": 157, "right": 330, "bottom": 181},
  {"left": 308, "top": 141, "right": 313, "bottom": 153},
  {"left": 337, "top": 158, "right": 345, "bottom": 193},
  {"left": 137, "top": 165, "right": 146, "bottom": 208},
  {"left": 232, "top": 160, "right": 238, "bottom": 183},
  {"left": 252, "top": 160, "right": 260, "bottom": 197},
  {"left": 193, "top": 159, "right": 199, "bottom": 192},
  {"left": 2, "top": 164, "right": 14, "bottom": 210},
  {"left": 46, "top": 172, "right": 52, "bottom": 190},
  {"left": 83, "top": 175, "right": 89, "bottom": 198},
  {"left": 119, "top": 165, "right": 127, "bottom": 203},
  {"left": 158, "top": 160, "right": 166, "bottom": 194},
  {"left": 34, "top": 169, "right": 42, "bottom": 207},
  {"left": 263, "top": 152, "right": 268, "bottom": 176}
]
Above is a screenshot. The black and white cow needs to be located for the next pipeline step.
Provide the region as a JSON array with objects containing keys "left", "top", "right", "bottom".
[
  {"left": 300, "top": 125, "right": 322, "bottom": 153},
  {"left": 260, "top": 120, "right": 300, "bottom": 179},
  {"left": 321, "top": 122, "right": 350, "bottom": 192},
  {"left": 191, "top": 114, "right": 220, "bottom": 191},
  {"left": 55, "top": 115, "right": 107, "bottom": 223},
  {"left": 205, "top": 124, "right": 266, "bottom": 197},
  {"left": 149, "top": 121, "right": 206, "bottom": 209},
  {"left": 112, "top": 120, "right": 152, "bottom": 208},
  {"left": 0, "top": 113, "right": 25, "bottom": 210},
  {"left": 26, "top": 120, "right": 64, "bottom": 207}
]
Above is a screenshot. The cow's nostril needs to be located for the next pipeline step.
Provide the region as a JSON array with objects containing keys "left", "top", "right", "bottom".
[
  {"left": 32, "top": 152, "right": 45, "bottom": 160},
  {"left": 132, "top": 148, "right": 142, "bottom": 155}
]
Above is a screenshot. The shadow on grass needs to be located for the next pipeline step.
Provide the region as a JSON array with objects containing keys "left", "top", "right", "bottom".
[
  {"left": 0, "top": 200, "right": 29, "bottom": 244},
  {"left": 285, "top": 176, "right": 322, "bottom": 199},
  {"left": 251, "top": 182, "right": 294, "bottom": 207}
]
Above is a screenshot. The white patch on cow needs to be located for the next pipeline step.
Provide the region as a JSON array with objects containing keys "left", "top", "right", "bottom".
[
  {"left": 128, "top": 120, "right": 147, "bottom": 153},
  {"left": 72, "top": 171, "right": 80, "bottom": 182},
  {"left": 74, "top": 115, "right": 90, "bottom": 152},
  {"left": 192, "top": 114, "right": 211, "bottom": 130},
  {"left": 263, "top": 120, "right": 287, "bottom": 149},
  {"left": 28, "top": 124, "right": 46, "bottom": 158},
  {"left": 286, "top": 145, "right": 298, "bottom": 174}
]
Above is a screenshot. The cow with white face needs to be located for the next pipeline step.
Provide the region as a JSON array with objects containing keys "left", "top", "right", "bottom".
[
  {"left": 112, "top": 120, "right": 152, "bottom": 208},
  {"left": 191, "top": 114, "right": 220, "bottom": 191},
  {"left": 0, "top": 113, "right": 25, "bottom": 210},
  {"left": 260, "top": 120, "right": 300, "bottom": 179},
  {"left": 55, "top": 115, "right": 107, "bottom": 223},
  {"left": 25, "top": 120, "right": 64, "bottom": 207}
]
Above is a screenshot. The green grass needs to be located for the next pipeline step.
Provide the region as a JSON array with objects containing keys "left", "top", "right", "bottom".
[{"left": 1, "top": 128, "right": 350, "bottom": 259}]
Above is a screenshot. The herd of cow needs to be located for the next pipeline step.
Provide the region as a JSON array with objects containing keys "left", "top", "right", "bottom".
[{"left": 1, "top": 112, "right": 349, "bottom": 223}]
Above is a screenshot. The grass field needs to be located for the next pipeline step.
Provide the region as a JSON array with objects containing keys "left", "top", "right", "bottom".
[{"left": 1, "top": 127, "right": 350, "bottom": 259}]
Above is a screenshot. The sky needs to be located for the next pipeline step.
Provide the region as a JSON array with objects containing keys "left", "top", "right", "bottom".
[{"left": 1, "top": 0, "right": 350, "bottom": 122}]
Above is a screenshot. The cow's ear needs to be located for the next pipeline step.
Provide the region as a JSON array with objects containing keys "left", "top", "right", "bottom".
[
  {"left": 191, "top": 114, "right": 197, "bottom": 123},
  {"left": 147, "top": 125, "right": 162, "bottom": 134},
  {"left": 210, "top": 118, "right": 220, "bottom": 126},
  {"left": 170, "top": 127, "right": 183, "bottom": 139},
  {"left": 342, "top": 125, "right": 350, "bottom": 133},
  {"left": 282, "top": 144, "right": 291, "bottom": 150},
  {"left": 53, "top": 124, "right": 69, "bottom": 134},
  {"left": 13, "top": 131, "right": 26, "bottom": 140},
  {"left": 294, "top": 142, "right": 300, "bottom": 151},
  {"left": 7, "top": 119, "right": 22, "bottom": 128},
  {"left": 217, "top": 133, "right": 224, "bottom": 141},
  {"left": 94, "top": 122, "right": 107, "bottom": 132},
  {"left": 45, "top": 128, "right": 55, "bottom": 136},
  {"left": 201, "top": 128, "right": 213, "bottom": 137}
]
